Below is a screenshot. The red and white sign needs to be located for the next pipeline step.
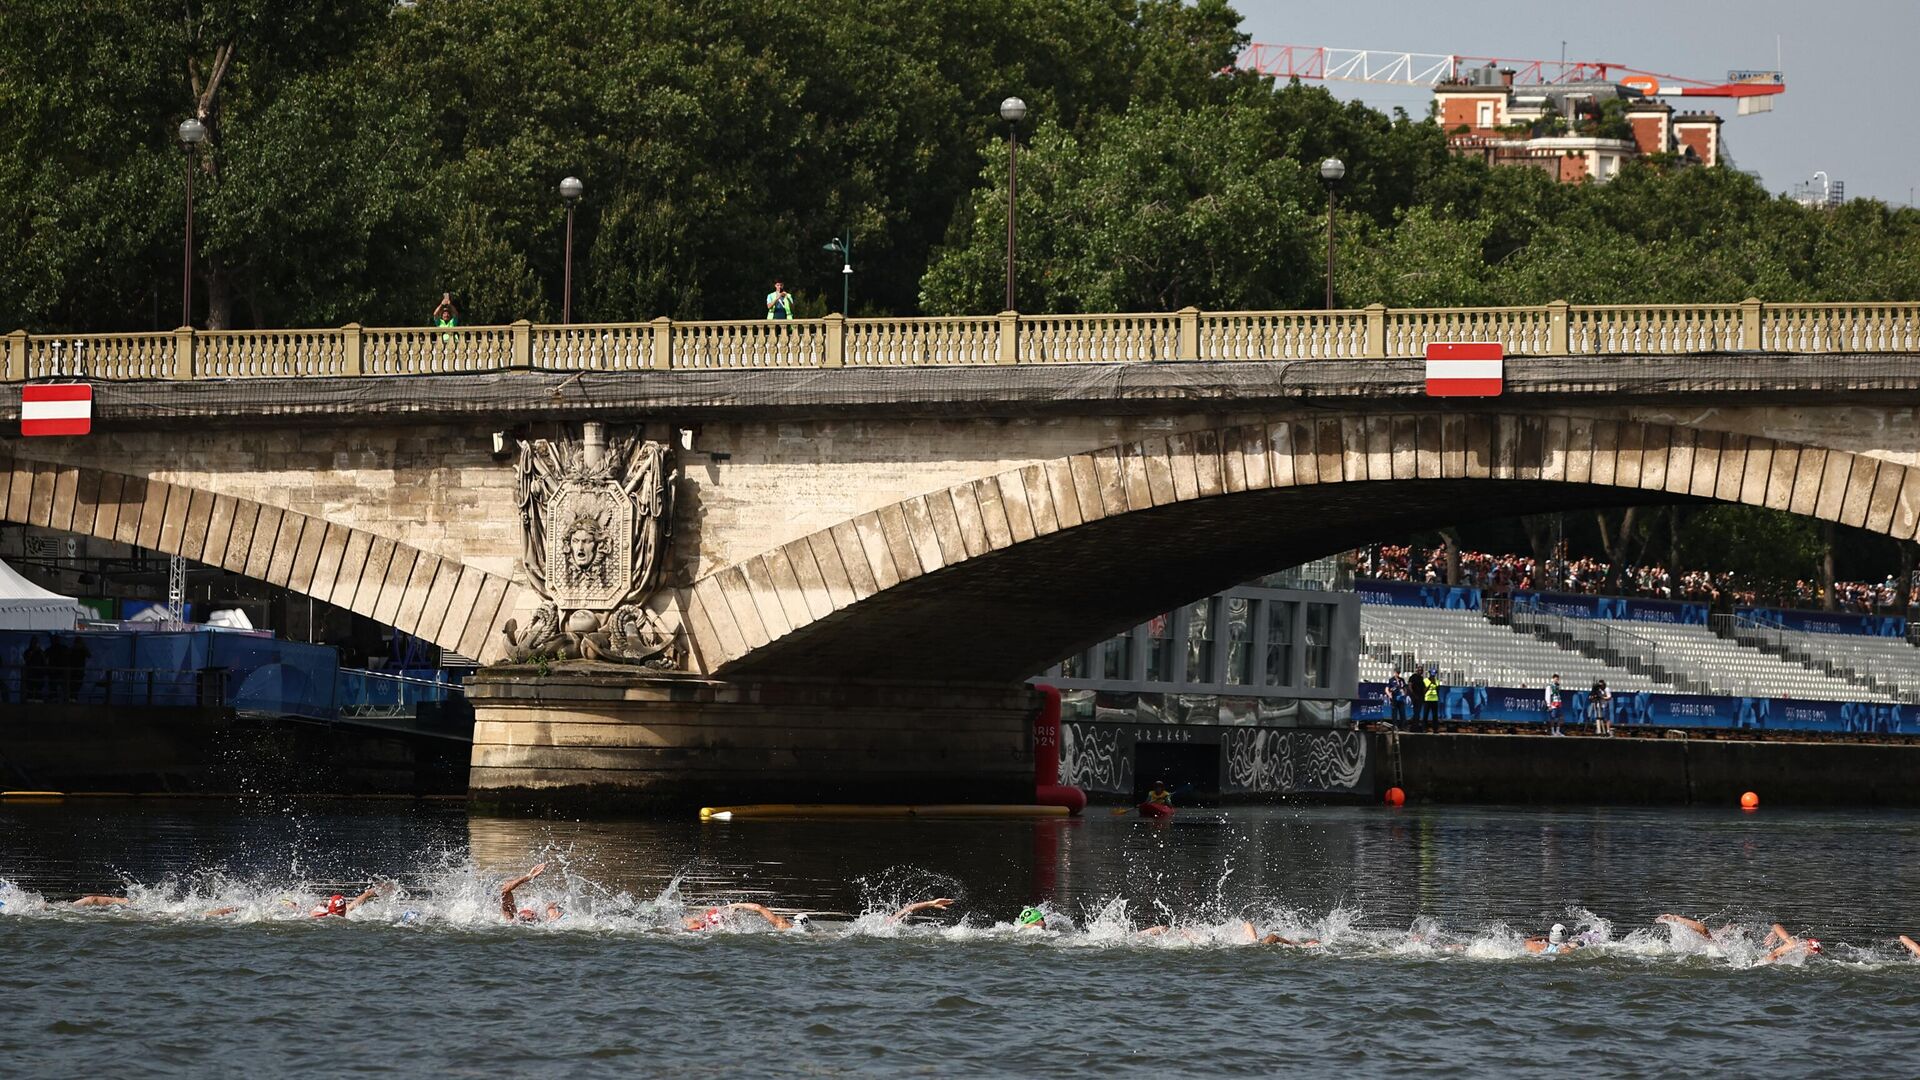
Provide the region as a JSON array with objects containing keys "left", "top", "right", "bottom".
[
  {"left": 1424, "top": 342, "right": 1503, "bottom": 397},
  {"left": 21, "top": 384, "right": 93, "bottom": 436}
]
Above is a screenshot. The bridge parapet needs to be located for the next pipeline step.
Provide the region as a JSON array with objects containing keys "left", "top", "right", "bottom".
[{"left": 8, "top": 300, "right": 1919, "bottom": 381}]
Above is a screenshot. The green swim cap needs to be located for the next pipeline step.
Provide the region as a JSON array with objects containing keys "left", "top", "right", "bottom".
[{"left": 1017, "top": 906, "right": 1045, "bottom": 926}]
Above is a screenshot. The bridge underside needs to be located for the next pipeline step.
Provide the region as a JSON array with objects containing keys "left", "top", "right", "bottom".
[{"left": 717, "top": 478, "right": 1665, "bottom": 683}]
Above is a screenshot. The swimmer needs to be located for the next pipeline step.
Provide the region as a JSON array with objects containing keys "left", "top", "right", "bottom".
[
  {"left": 885, "top": 898, "right": 956, "bottom": 924},
  {"left": 500, "top": 863, "right": 563, "bottom": 923},
  {"left": 1258, "top": 931, "right": 1323, "bottom": 947},
  {"left": 1523, "top": 923, "right": 1576, "bottom": 954},
  {"left": 682, "top": 902, "right": 792, "bottom": 931},
  {"left": 1760, "top": 923, "right": 1821, "bottom": 963},
  {"left": 1014, "top": 906, "right": 1049, "bottom": 931},
  {"left": 70, "top": 895, "right": 132, "bottom": 908},
  {"left": 312, "top": 884, "right": 385, "bottom": 919},
  {"left": 1900, "top": 935, "right": 1920, "bottom": 958}
]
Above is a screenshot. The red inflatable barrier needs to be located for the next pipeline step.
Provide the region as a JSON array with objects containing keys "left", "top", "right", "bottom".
[{"left": 1031, "top": 684, "right": 1086, "bottom": 814}]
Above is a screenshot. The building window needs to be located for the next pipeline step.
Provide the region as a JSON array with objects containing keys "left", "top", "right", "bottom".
[
  {"left": 1145, "top": 611, "right": 1177, "bottom": 683},
  {"left": 1477, "top": 101, "right": 1494, "bottom": 127},
  {"left": 1185, "top": 599, "right": 1215, "bottom": 683},
  {"left": 1098, "top": 633, "right": 1131, "bottom": 680},
  {"left": 1264, "top": 602, "right": 1294, "bottom": 687},
  {"left": 1223, "top": 596, "right": 1253, "bottom": 685},
  {"left": 1058, "top": 650, "right": 1090, "bottom": 679},
  {"left": 1303, "top": 603, "right": 1333, "bottom": 688}
]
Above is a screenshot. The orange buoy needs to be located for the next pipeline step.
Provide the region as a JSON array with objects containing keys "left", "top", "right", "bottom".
[
  {"left": 1740, "top": 791, "right": 1760, "bottom": 811},
  {"left": 1384, "top": 786, "right": 1406, "bottom": 807}
]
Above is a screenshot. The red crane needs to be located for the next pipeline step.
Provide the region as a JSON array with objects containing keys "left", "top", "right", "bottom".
[{"left": 1239, "top": 44, "right": 1784, "bottom": 112}]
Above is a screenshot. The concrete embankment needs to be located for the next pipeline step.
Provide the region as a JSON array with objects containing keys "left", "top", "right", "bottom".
[{"left": 1382, "top": 732, "right": 1920, "bottom": 807}]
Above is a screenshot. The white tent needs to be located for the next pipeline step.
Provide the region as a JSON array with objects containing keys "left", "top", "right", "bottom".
[{"left": 0, "top": 557, "right": 88, "bottom": 631}]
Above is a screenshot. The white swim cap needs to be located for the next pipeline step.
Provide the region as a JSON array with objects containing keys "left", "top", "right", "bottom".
[{"left": 1549, "top": 923, "right": 1566, "bottom": 944}]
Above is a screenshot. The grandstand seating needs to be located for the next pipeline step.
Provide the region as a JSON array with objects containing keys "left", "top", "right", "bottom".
[{"left": 1360, "top": 598, "right": 1919, "bottom": 704}]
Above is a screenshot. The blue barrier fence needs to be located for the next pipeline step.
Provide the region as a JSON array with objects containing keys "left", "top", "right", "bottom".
[
  {"left": 1511, "top": 591, "right": 1709, "bottom": 625},
  {"left": 1739, "top": 606, "right": 1907, "bottom": 638},
  {"left": 1355, "top": 580, "right": 1481, "bottom": 610},
  {"left": 1359, "top": 681, "right": 1910, "bottom": 734}
]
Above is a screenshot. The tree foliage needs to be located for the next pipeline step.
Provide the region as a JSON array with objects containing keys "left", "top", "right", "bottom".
[{"left": 5, "top": 0, "right": 1919, "bottom": 333}]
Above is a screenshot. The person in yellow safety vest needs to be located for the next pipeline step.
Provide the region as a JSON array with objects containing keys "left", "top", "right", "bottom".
[
  {"left": 432, "top": 292, "right": 460, "bottom": 341},
  {"left": 1419, "top": 671, "right": 1441, "bottom": 732},
  {"left": 1146, "top": 780, "right": 1173, "bottom": 807},
  {"left": 765, "top": 279, "right": 794, "bottom": 320}
]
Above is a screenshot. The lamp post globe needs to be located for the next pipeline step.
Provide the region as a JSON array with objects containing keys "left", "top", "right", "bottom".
[
  {"left": 1318, "top": 158, "right": 1345, "bottom": 310},
  {"left": 178, "top": 117, "right": 207, "bottom": 328},
  {"left": 999, "top": 98, "right": 1027, "bottom": 312},
  {"left": 559, "top": 177, "right": 583, "bottom": 324}
]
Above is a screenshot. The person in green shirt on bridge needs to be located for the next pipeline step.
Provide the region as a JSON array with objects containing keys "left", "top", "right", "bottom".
[
  {"left": 765, "top": 279, "right": 794, "bottom": 320},
  {"left": 432, "top": 293, "right": 460, "bottom": 341}
]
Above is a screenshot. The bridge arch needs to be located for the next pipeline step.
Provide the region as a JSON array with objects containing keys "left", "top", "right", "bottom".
[
  {"left": 685, "top": 411, "right": 1920, "bottom": 682},
  {"left": 0, "top": 455, "right": 523, "bottom": 662}
]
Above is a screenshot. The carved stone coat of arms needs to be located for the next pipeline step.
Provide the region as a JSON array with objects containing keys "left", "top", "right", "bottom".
[{"left": 501, "top": 423, "right": 681, "bottom": 667}]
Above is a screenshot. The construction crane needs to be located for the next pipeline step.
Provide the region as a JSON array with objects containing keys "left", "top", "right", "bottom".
[{"left": 1240, "top": 44, "right": 1784, "bottom": 113}]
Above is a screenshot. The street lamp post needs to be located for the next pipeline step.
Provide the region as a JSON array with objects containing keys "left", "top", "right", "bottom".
[
  {"left": 821, "top": 231, "right": 851, "bottom": 314},
  {"left": 559, "top": 176, "right": 584, "bottom": 324},
  {"left": 999, "top": 96, "right": 1027, "bottom": 312},
  {"left": 178, "top": 117, "right": 208, "bottom": 327},
  {"left": 1318, "top": 157, "right": 1345, "bottom": 310}
]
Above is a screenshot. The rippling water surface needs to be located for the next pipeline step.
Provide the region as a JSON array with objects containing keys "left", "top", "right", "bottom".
[{"left": 4, "top": 799, "right": 1918, "bottom": 1076}]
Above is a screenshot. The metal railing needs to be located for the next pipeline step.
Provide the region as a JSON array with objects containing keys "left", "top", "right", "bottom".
[{"left": 10, "top": 298, "right": 1920, "bottom": 381}]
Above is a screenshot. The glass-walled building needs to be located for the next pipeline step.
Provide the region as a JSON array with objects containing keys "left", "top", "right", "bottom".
[{"left": 1031, "top": 560, "right": 1368, "bottom": 804}]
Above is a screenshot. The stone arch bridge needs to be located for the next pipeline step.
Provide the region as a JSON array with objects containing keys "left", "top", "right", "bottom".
[{"left": 6, "top": 300, "right": 1918, "bottom": 804}]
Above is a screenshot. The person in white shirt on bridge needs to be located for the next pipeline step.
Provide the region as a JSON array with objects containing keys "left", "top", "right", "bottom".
[{"left": 1545, "top": 674, "right": 1565, "bottom": 736}]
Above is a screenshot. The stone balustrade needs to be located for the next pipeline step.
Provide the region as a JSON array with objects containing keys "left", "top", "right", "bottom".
[{"left": 6, "top": 300, "right": 1918, "bottom": 381}]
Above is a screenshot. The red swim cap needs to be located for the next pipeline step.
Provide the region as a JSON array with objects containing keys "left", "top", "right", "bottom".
[{"left": 703, "top": 907, "right": 725, "bottom": 928}]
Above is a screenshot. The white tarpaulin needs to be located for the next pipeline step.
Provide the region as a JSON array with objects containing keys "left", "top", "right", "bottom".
[{"left": 0, "top": 557, "right": 87, "bottom": 631}]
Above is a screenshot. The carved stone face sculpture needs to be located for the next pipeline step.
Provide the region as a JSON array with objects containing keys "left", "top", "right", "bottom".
[{"left": 567, "top": 523, "right": 599, "bottom": 570}]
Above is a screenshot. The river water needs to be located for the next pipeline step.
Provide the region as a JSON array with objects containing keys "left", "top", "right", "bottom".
[{"left": 3, "top": 799, "right": 1917, "bottom": 1076}]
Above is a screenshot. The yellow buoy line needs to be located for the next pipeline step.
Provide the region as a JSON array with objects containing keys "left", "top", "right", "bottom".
[{"left": 700, "top": 804, "right": 1071, "bottom": 821}]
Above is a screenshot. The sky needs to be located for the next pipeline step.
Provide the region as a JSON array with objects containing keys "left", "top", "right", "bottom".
[{"left": 1233, "top": 0, "right": 1920, "bottom": 206}]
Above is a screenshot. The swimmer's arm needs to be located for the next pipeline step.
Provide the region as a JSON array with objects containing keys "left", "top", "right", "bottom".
[
  {"left": 887, "top": 898, "right": 955, "bottom": 923},
  {"left": 1762, "top": 924, "right": 1791, "bottom": 949},
  {"left": 344, "top": 884, "right": 386, "bottom": 914},
  {"left": 1900, "top": 934, "right": 1920, "bottom": 959},
  {"left": 71, "top": 895, "right": 130, "bottom": 907},
  {"left": 1656, "top": 914, "right": 1712, "bottom": 937},
  {"left": 1138, "top": 925, "right": 1170, "bottom": 937},
  {"left": 725, "top": 902, "right": 791, "bottom": 930},
  {"left": 499, "top": 863, "right": 546, "bottom": 918},
  {"left": 1237, "top": 920, "right": 1257, "bottom": 944},
  {"left": 204, "top": 905, "right": 240, "bottom": 917}
]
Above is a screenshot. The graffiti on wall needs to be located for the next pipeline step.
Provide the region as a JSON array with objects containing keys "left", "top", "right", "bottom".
[
  {"left": 1061, "top": 721, "right": 1132, "bottom": 794},
  {"left": 1224, "top": 728, "right": 1369, "bottom": 795}
]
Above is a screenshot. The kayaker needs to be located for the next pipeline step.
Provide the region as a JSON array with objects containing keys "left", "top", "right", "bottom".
[{"left": 1146, "top": 780, "right": 1173, "bottom": 807}]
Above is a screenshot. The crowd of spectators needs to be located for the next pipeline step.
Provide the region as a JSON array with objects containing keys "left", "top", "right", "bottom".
[{"left": 1354, "top": 544, "right": 1919, "bottom": 614}]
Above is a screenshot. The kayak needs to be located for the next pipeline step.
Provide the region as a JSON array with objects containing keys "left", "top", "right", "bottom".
[{"left": 1138, "top": 802, "right": 1175, "bottom": 820}]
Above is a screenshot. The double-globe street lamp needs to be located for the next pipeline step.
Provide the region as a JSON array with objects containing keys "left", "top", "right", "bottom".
[
  {"left": 178, "top": 117, "right": 208, "bottom": 327},
  {"left": 999, "top": 96, "right": 1027, "bottom": 312},
  {"left": 559, "top": 176, "right": 584, "bottom": 324},
  {"left": 821, "top": 232, "right": 852, "bottom": 314},
  {"left": 1318, "top": 157, "right": 1345, "bottom": 310}
]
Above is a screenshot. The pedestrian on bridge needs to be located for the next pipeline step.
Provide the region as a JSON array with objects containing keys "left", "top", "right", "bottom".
[
  {"left": 432, "top": 293, "right": 460, "bottom": 341},
  {"left": 765, "top": 279, "right": 794, "bottom": 320}
]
